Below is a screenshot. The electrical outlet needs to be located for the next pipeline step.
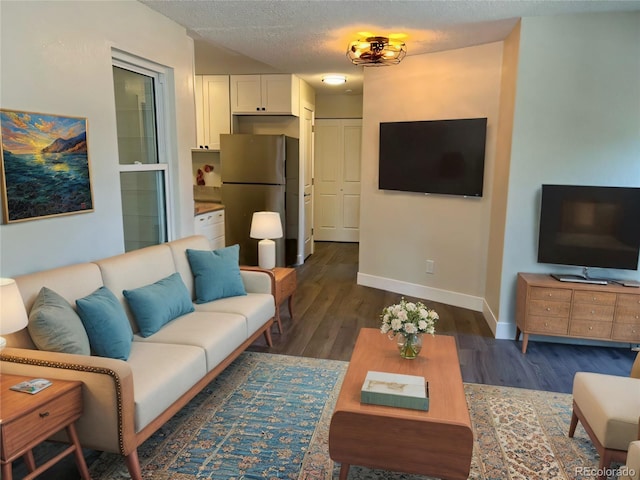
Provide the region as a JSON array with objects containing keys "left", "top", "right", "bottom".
[{"left": 426, "top": 260, "right": 435, "bottom": 274}]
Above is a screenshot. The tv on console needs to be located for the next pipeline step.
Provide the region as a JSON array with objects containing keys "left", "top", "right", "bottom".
[
  {"left": 378, "top": 118, "right": 487, "bottom": 197},
  {"left": 537, "top": 185, "right": 640, "bottom": 276}
]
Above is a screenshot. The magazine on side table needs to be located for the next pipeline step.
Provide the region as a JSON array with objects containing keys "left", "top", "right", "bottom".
[{"left": 10, "top": 378, "right": 53, "bottom": 394}]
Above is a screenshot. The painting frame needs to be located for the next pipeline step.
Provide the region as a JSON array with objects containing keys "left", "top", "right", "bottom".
[{"left": 0, "top": 108, "right": 94, "bottom": 224}]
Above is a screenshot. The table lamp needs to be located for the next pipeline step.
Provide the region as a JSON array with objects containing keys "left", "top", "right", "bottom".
[
  {"left": 250, "top": 211, "right": 283, "bottom": 269},
  {"left": 0, "top": 278, "right": 29, "bottom": 351}
]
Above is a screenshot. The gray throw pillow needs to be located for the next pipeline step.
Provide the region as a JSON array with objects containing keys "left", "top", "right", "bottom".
[{"left": 28, "top": 287, "right": 90, "bottom": 355}]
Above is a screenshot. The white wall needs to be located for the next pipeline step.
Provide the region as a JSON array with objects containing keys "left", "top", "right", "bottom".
[
  {"left": 0, "top": 1, "right": 196, "bottom": 277},
  {"left": 497, "top": 12, "right": 640, "bottom": 337},
  {"left": 358, "top": 42, "right": 503, "bottom": 311}
]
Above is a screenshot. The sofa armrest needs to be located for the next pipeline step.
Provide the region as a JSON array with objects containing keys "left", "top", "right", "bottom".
[
  {"left": 0, "top": 347, "right": 136, "bottom": 456},
  {"left": 240, "top": 266, "right": 275, "bottom": 295},
  {"left": 621, "top": 440, "right": 640, "bottom": 480}
]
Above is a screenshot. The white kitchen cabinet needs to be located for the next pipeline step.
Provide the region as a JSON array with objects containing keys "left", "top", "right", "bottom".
[
  {"left": 194, "top": 209, "right": 225, "bottom": 250},
  {"left": 230, "top": 74, "right": 299, "bottom": 116},
  {"left": 195, "top": 75, "right": 231, "bottom": 150}
]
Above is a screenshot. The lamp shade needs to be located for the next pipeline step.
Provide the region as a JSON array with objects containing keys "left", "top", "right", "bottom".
[
  {"left": 0, "top": 278, "right": 28, "bottom": 336},
  {"left": 250, "top": 211, "right": 283, "bottom": 240}
]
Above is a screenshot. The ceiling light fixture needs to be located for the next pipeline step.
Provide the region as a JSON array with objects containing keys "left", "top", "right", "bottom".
[
  {"left": 347, "top": 36, "right": 406, "bottom": 66},
  {"left": 322, "top": 75, "right": 347, "bottom": 85}
]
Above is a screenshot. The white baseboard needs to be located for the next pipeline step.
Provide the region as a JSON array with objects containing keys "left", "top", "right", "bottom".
[
  {"left": 482, "top": 300, "right": 514, "bottom": 339},
  {"left": 357, "top": 272, "right": 484, "bottom": 312}
]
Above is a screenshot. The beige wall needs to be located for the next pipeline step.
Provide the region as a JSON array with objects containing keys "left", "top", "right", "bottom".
[
  {"left": 0, "top": 1, "right": 196, "bottom": 277},
  {"left": 483, "top": 22, "right": 521, "bottom": 332},
  {"left": 316, "top": 94, "right": 363, "bottom": 119},
  {"left": 358, "top": 42, "right": 503, "bottom": 311}
]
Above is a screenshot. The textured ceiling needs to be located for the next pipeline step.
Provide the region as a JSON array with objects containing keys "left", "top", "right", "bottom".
[{"left": 140, "top": 0, "right": 640, "bottom": 94}]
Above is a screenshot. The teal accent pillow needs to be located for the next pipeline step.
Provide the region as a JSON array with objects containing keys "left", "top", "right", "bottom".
[
  {"left": 76, "top": 287, "right": 133, "bottom": 360},
  {"left": 123, "top": 273, "right": 194, "bottom": 337},
  {"left": 186, "top": 245, "right": 247, "bottom": 304},
  {"left": 27, "top": 287, "right": 90, "bottom": 355}
]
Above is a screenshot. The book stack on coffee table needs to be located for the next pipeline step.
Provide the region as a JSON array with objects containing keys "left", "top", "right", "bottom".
[{"left": 361, "top": 371, "right": 429, "bottom": 411}]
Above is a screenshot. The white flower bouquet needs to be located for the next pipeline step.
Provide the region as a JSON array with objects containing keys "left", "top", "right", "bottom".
[{"left": 380, "top": 297, "right": 438, "bottom": 337}]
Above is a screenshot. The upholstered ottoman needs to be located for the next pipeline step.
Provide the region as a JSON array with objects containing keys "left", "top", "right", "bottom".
[{"left": 570, "top": 372, "right": 640, "bottom": 479}]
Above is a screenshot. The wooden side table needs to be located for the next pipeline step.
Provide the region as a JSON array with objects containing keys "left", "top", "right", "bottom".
[
  {"left": 0, "top": 374, "right": 91, "bottom": 480},
  {"left": 273, "top": 267, "right": 297, "bottom": 334}
]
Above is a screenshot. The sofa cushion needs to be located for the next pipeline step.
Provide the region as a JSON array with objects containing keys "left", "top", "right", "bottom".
[
  {"left": 76, "top": 287, "right": 133, "bottom": 360},
  {"left": 195, "top": 293, "right": 274, "bottom": 338},
  {"left": 133, "top": 311, "right": 247, "bottom": 372},
  {"left": 186, "top": 245, "right": 247, "bottom": 303},
  {"left": 167, "top": 235, "right": 210, "bottom": 300},
  {"left": 95, "top": 244, "right": 178, "bottom": 332},
  {"left": 123, "top": 273, "right": 194, "bottom": 337},
  {"left": 126, "top": 341, "right": 207, "bottom": 432},
  {"left": 27, "top": 287, "right": 90, "bottom": 355}
]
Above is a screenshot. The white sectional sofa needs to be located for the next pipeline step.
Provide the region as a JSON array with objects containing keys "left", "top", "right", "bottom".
[{"left": 0, "top": 235, "right": 276, "bottom": 480}]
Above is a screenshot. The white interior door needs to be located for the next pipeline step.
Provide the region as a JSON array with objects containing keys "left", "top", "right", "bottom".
[
  {"left": 302, "top": 106, "right": 314, "bottom": 259},
  {"left": 314, "top": 118, "right": 362, "bottom": 242}
]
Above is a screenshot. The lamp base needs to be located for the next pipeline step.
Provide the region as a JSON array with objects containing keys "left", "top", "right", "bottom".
[{"left": 257, "top": 239, "right": 276, "bottom": 270}]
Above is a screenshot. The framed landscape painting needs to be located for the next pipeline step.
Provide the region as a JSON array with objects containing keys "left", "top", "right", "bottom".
[{"left": 0, "top": 109, "right": 93, "bottom": 223}]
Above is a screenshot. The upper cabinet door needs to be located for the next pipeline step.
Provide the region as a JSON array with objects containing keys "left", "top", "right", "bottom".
[
  {"left": 230, "top": 75, "right": 263, "bottom": 113},
  {"left": 195, "top": 75, "right": 231, "bottom": 150},
  {"left": 230, "top": 74, "right": 299, "bottom": 116}
]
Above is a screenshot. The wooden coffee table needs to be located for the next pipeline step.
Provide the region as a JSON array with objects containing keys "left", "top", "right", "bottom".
[{"left": 329, "top": 328, "right": 473, "bottom": 480}]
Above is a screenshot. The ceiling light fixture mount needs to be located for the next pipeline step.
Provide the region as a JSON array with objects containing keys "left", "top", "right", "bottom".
[
  {"left": 322, "top": 75, "right": 347, "bottom": 85},
  {"left": 347, "top": 36, "right": 406, "bottom": 66}
]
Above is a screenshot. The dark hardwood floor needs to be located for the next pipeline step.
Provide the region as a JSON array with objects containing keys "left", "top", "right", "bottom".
[
  {"left": 15, "top": 241, "right": 637, "bottom": 479},
  {"left": 248, "top": 241, "right": 637, "bottom": 393}
]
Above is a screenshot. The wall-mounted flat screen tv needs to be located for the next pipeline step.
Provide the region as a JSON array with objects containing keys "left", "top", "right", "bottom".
[
  {"left": 378, "top": 118, "right": 487, "bottom": 197},
  {"left": 538, "top": 185, "right": 640, "bottom": 271}
]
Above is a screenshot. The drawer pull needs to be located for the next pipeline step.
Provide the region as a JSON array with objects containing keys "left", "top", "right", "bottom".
[
  {"left": 592, "top": 297, "right": 597, "bottom": 301},
  {"left": 39, "top": 411, "right": 50, "bottom": 418},
  {"left": 591, "top": 310, "right": 595, "bottom": 314},
  {"left": 547, "top": 293, "right": 552, "bottom": 297},
  {"left": 546, "top": 307, "right": 551, "bottom": 311},
  {"left": 544, "top": 322, "right": 549, "bottom": 327},
  {"left": 589, "top": 326, "right": 593, "bottom": 331}
]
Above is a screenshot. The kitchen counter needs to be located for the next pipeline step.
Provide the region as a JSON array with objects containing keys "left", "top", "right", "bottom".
[{"left": 194, "top": 202, "right": 224, "bottom": 215}]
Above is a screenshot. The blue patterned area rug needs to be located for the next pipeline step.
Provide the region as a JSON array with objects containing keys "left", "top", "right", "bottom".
[{"left": 88, "top": 352, "right": 603, "bottom": 480}]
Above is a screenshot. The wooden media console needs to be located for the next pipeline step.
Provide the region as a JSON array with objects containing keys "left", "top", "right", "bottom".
[{"left": 516, "top": 273, "right": 640, "bottom": 354}]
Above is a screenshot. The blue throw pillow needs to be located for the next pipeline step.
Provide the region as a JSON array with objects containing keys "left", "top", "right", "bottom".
[
  {"left": 123, "top": 273, "right": 195, "bottom": 337},
  {"left": 76, "top": 287, "right": 133, "bottom": 360},
  {"left": 186, "top": 245, "right": 247, "bottom": 303}
]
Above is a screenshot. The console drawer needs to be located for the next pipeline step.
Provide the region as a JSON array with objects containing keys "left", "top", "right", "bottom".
[
  {"left": 571, "top": 303, "right": 615, "bottom": 322},
  {"left": 616, "top": 294, "right": 640, "bottom": 324},
  {"left": 569, "top": 320, "right": 612, "bottom": 339},
  {"left": 527, "top": 315, "right": 569, "bottom": 335},
  {"left": 528, "top": 299, "right": 570, "bottom": 317},
  {"left": 611, "top": 323, "right": 640, "bottom": 342},
  {"left": 573, "top": 291, "right": 616, "bottom": 306},
  {"left": 530, "top": 287, "right": 572, "bottom": 302}
]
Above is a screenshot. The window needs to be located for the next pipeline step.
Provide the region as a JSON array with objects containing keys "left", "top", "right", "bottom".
[{"left": 112, "top": 52, "right": 173, "bottom": 251}]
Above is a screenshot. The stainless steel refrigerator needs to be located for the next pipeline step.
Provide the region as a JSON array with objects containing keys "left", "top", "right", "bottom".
[{"left": 220, "top": 134, "right": 299, "bottom": 267}]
